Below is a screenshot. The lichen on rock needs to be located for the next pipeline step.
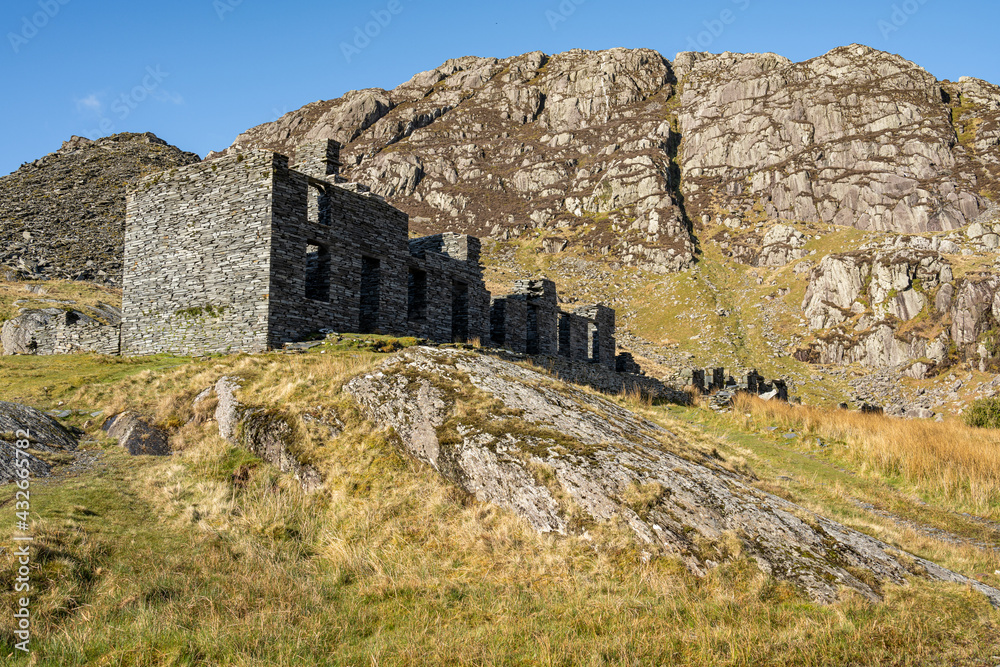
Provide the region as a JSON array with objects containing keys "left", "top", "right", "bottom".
[{"left": 346, "top": 346, "right": 1000, "bottom": 606}]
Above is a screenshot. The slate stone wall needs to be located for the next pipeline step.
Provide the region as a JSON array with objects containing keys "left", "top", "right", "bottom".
[
  {"left": 407, "top": 233, "right": 490, "bottom": 343},
  {"left": 122, "top": 150, "right": 275, "bottom": 355},
  {"left": 490, "top": 296, "right": 527, "bottom": 353},
  {"left": 575, "top": 304, "right": 616, "bottom": 370},
  {"left": 511, "top": 279, "right": 559, "bottom": 357},
  {"left": 2, "top": 310, "right": 121, "bottom": 356},
  {"left": 121, "top": 140, "right": 616, "bottom": 364},
  {"left": 266, "top": 156, "right": 410, "bottom": 346}
]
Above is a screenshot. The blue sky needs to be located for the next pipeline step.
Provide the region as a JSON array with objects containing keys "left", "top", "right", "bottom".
[{"left": 2, "top": 0, "right": 998, "bottom": 176}]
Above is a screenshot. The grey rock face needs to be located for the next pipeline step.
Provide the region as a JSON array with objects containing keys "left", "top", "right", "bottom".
[
  {"left": 799, "top": 249, "right": 956, "bottom": 369},
  {"left": 677, "top": 45, "right": 986, "bottom": 233},
  {"left": 214, "top": 377, "right": 323, "bottom": 492},
  {"left": 758, "top": 224, "right": 809, "bottom": 267},
  {"left": 0, "top": 401, "right": 78, "bottom": 483},
  {"left": 345, "top": 347, "right": 1000, "bottom": 606},
  {"left": 101, "top": 412, "right": 170, "bottom": 456},
  {"left": 947, "top": 77, "right": 1000, "bottom": 196}
]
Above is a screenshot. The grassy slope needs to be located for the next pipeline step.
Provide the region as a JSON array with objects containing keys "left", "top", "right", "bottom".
[
  {"left": 0, "top": 280, "right": 122, "bottom": 324},
  {"left": 485, "top": 220, "right": 1000, "bottom": 411},
  {"left": 0, "top": 347, "right": 997, "bottom": 665}
]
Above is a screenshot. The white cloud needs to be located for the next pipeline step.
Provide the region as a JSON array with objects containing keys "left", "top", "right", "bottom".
[
  {"left": 152, "top": 89, "right": 185, "bottom": 105},
  {"left": 75, "top": 93, "right": 102, "bottom": 113}
]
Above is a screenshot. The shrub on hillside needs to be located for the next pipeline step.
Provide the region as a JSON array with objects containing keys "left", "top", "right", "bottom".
[{"left": 963, "top": 397, "right": 1000, "bottom": 429}]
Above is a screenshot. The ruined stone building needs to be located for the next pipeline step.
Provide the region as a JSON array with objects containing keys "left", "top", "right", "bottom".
[{"left": 120, "top": 140, "right": 620, "bottom": 369}]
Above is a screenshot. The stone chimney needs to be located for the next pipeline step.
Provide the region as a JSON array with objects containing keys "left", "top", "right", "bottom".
[{"left": 293, "top": 139, "right": 342, "bottom": 179}]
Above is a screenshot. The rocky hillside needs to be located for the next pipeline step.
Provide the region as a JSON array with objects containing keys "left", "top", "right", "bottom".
[
  {"left": 5, "top": 45, "right": 1000, "bottom": 410},
  {"left": 0, "top": 133, "right": 200, "bottom": 283},
  {"left": 216, "top": 45, "right": 1000, "bottom": 270}
]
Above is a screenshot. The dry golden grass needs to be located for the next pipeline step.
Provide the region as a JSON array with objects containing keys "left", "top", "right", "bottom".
[
  {"left": 2, "top": 348, "right": 1000, "bottom": 664},
  {"left": 733, "top": 394, "right": 1000, "bottom": 514},
  {"left": 616, "top": 384, "right": 655, "bottom": 407},
  {"left": 0, "top": 278, "right": 121, "bottom": 322}
]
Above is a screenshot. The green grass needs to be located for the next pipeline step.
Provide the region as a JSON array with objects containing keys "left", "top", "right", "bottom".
[
  {"left": 965, "top": 397, "right": 1000, "bottom": 429},
  {"left": 0, "top": 354, "right": 190, "bottom": 409}
]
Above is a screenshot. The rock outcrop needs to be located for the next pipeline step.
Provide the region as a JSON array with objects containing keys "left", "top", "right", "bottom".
[
  {"left": 345, "top": 347, "right": 1000, "bottom": 606},
  {"left": 0, "top": 133, "right": 200, "bottom": 283},
  {"left": 677, "top": 45, "right": 988, "bottom": 233},
  {"left": 0, "top": 401, "right": 79, "bottom": 483},
  {"left": 798, "top": 244, "right": 1000, "bottom": 373},
  {"left": 944, "top": 77, "right": 1000, "bottom": 199},
  {"left": 214, "top": 377, "right": 323, "bottom": 492},
  {"left": 101, "top": 412, "right": 170, "bottom": 456}
]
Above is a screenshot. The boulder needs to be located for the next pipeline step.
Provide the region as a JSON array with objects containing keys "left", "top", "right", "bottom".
[
  {"left": 102, "top": 412, "right": 170, "bottom": 456},
  {"left": 214, "top": 377, "right": 323, "bottom": 492}
]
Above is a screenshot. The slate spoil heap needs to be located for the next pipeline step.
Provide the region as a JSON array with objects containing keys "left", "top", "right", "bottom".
[{"left": 0, "top": 133, "right": 200, "bottom": 284}]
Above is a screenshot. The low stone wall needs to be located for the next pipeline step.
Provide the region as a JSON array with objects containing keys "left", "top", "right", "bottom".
[
  {"left": 2, "top": 308, "right": 121, "bottom": 356},
  {"left": 488, "top": 349, "right": 688, "bottom": 403},
  {"left": 678, "top": 366, "right": 790, "bottom": 401}
]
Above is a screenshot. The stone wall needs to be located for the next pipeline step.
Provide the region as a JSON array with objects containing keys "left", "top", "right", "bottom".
[
  {"left": 490, "top": 279, "right": 618, "bottom": 368},
  {"left": 490, "top": 296, "right": 527, "bottom": 353},
  {"left": 1, "top": 308, "right": 120, "bottom": 356},
  {"left": 575, "top": 304, "right": 616, "bottom": 370},
  {"left": 511, "top": 279, "right": 560, "bottom": 356},
  {"left": 407, "top": 233, "right": 490, "bottom": 344},
  {"left": 266, "top": 154, "right": 411, "bottom": 345},
  {"left": 121, "top": 140, "right": 617, "bottom": 360},
  {"left": 680, "top": 366, "right": 790, "bottom": 401},
  {"left": 122, "top": 150, "right": 275, "bottom": 355}
]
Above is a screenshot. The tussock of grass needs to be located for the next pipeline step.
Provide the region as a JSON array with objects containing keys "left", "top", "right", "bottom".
[{"left": 732, "top": 394, "right": 1000, "bottom": 516}]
